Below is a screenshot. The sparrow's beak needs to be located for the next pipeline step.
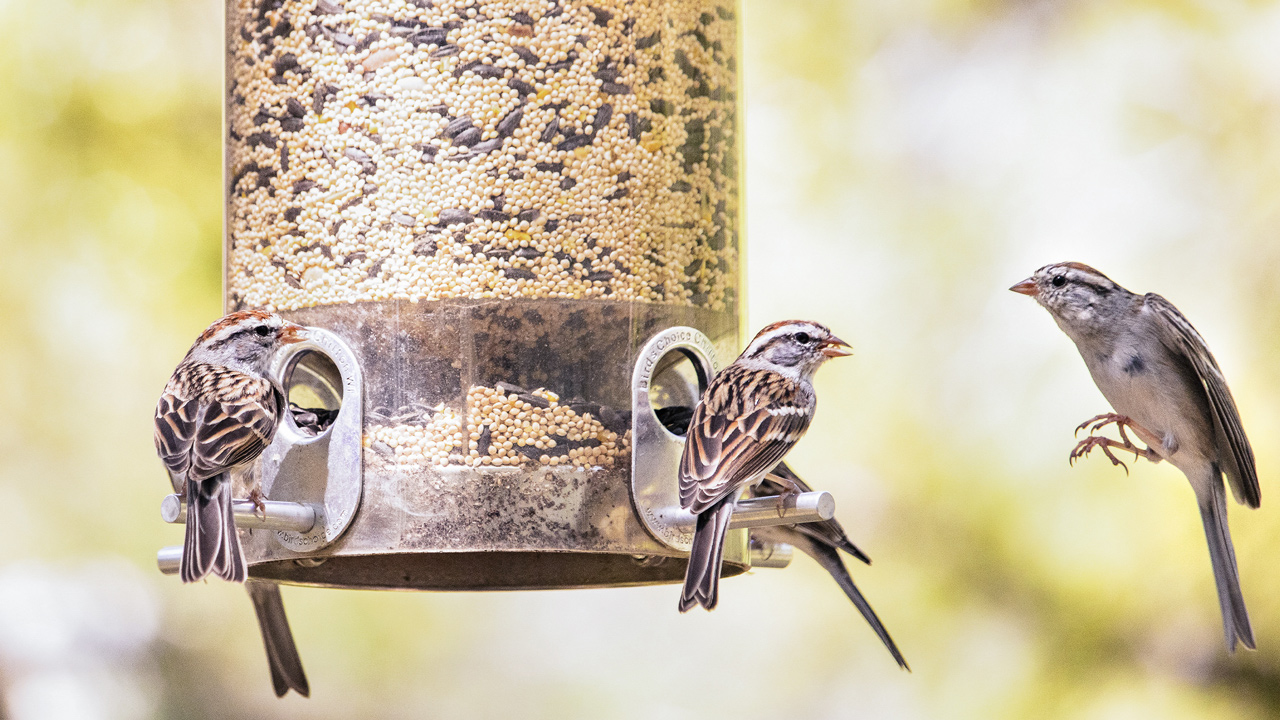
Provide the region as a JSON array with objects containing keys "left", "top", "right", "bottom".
[
  {"left": 279, "top": 324, "right": 307, "bottom": 344},
  {"left": 820, "top": 336, "right": 853, "bottom": 358},
  {"left": 1009, "top": 279, "right": 1039, "bottom": 298}
]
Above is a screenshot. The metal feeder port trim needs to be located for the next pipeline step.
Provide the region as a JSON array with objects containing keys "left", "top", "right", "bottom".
[
  {"left": 630, "top": 325, "right": 723, "bottom": 550},
  {"left": 257, "top": 327, "right": 364, "bottom": 553}
]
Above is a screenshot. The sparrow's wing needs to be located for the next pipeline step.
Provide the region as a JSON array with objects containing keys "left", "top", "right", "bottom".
[
  {"left": 1144, "top": 293, "right": 1259, "bottom": 508},
  {"left": 679, "top": 366, "right": 813, "bottom": 514},
  {"left": 155, "top": 390, "right": 200, "bottom": 487},
  {"left": 758, "top": 465, "right": 871, "bottom": 565},
  {"left": 156, "top": 365, "right": 282, "bottom": 483}
]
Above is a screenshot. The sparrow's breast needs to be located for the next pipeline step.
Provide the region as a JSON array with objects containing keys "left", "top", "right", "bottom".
[{"left": 1084, "top": 336, "right": 1213, "bottom": 466}]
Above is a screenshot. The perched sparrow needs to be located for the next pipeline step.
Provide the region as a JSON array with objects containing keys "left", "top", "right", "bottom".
[
  {"left": 1012, "top": 262, "right": 1260, "bottom": 651},
  {"left": 247, "top": 580, "right": 310, "bottom": 697},
  {"left": 751, "top": 462, "right": 909, "bottom": 670},
  {"left": 678, "top": 320, "right": 851, "bottom": 612},
  {"left": 154, "top": 310, "right": 303, "bottom": 583}
]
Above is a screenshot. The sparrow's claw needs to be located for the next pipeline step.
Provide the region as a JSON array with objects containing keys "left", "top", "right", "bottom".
[
  {"left": 1069, "top": 410, "right": 1163, "bottom": 475},
  {"left": 247, "top": 487, "right": 267, "bottom": 516},
  {"left": 1074, "top": 412, "right": 1128, "bottom": 438},
  {"left": 770, "top": 477, "right": 805, "bottom": 515},
  {"left": 1070, "top": 435, "right": 1131, "bottom": 475}
]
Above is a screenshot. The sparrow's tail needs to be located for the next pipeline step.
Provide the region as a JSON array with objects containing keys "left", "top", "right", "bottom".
[
  {"left": 1198, "top": 474, "right": 1254, "bottom": 652},
  {"left": 181, "top": 475, "right": 246, "bottom": 584},
  {"left": 791, "top": 533, "right": 909, "bottom": 670},
  {"left": 679, "top": 499, "right": 735, "bottom": 612},
  {"left": 247, "top": 580, "right": 310, "bottom": 698}
]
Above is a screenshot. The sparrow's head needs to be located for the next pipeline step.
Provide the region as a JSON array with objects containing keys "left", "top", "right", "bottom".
[
  {"left": 1010, "top": 262, "right": 1134, "bottom": 335},
  {"left": 739, "top": 320, "right": 851, "bottom": 379},
  {"left": 186, "top": 310, "right": 305, "bottom": 374}
]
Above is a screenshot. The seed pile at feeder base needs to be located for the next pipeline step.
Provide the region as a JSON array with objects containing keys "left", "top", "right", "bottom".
[{"left": 364, "top": 384, "right": 632, "bottom": 468}]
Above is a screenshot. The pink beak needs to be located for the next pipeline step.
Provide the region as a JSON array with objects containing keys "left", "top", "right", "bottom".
[
  {"left": 820, "top": 336, "right": 853, "bottom": 358},
  {"left": 1009, "top": 279, "right": 1038, "bottom": 298}
]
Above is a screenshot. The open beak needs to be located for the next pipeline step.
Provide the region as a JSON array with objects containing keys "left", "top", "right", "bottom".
[
  {"left": 1009, "top": 279, "right": 1039, "bottom": 298},
  {"left": 820, "top": 335, "right": 853, "bottom": 358},
  {"left": 279, "top": 324, "right": 307, "bottom": 344}
]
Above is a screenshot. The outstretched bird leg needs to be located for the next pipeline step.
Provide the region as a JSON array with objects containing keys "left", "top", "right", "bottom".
[{"left": 1069, "top": 413, "right": 1161, "bottom": 473}]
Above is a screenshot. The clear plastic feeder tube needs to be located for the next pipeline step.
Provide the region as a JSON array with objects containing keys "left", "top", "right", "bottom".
[{"left": 224, "top": 0, "right": 744, "bottom": 590}]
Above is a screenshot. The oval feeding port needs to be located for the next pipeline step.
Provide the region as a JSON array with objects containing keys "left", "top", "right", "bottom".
[
  {"left": 647, "top": 348, "right": 708, "bottom": 437},
  {"left": 631, "top": 326, "right": 729, "bottom": 552},
  {"left": 285, "top": 349, "right": 343, "bottom": 436}
]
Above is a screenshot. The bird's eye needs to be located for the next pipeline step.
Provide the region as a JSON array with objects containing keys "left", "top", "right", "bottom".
[
  {"left": 795, "top": 332, "right": 811, "bottom": 344},
  {"left": 1051, "top": 275, "right": 1066, "bottom": 288},
  {"left": 254, "top": 325, "right": 272, "bottom": 337}
]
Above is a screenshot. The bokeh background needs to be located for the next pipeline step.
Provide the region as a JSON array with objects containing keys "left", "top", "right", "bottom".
[{"left": 3, "top": 0, "right": 1280, "bottom": 717}]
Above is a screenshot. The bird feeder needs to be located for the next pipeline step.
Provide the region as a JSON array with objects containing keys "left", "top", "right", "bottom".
[{"left": 158, "top": 0, "right": 837, "bottom": 591}]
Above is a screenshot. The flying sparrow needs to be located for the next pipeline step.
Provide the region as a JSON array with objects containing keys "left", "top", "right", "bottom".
[
  {"left": 247, "top": 580, "right": 310, "bottom": 697},
  {"left": 751, "top": 462, "right": 909, "bottom": 669},
  {"left": 154, "top": 310, "right": 304, "bottom": 583},
  {"left": 678, "top": 320, "right": 851, "bottom": 612},
  {"left": 1012, "top": 262, "right": 1260, "bottom": 651}
]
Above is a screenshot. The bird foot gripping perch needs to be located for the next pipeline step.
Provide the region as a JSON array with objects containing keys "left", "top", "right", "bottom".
[{"left": 156, "top": 496, "right": 319, "bottom": 574}]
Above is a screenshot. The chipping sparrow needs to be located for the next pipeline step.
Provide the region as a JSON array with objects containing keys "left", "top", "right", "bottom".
[
  {"left": 751, "top": 462, "right": 909, "bottom": 669},
  {"left": 678, "top": 320, "right": 851, "bottom": 612},
  {"left": 247, "top": 580, "right": 310, "bottom": 697},
  {"left": 154, "top": 310, "right": 303, "bottom": 583},
  {"left": 1012, "top": 262, "right": 1260, "bottom": 651}
]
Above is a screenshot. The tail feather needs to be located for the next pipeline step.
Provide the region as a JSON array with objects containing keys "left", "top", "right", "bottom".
[
  {"left": 180, "top": 475, "right": 247, "bottom": 584},
  {"left": 679, "top": 500, "right": 735, "bottom": 612},
  {"left": 790, "top": 533, "right": 909, "bottom": 670},
  {"left": 247, "top": 581, "right": 310, "bottom": 698},
  {"left": 1198, "top": 477, "right": 1254, "bottom": 652}
]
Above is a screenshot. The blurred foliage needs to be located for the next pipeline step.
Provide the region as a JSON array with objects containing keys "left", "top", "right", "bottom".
[{"left": 2, "top": 0, "right": 1280, "bottom": 717}]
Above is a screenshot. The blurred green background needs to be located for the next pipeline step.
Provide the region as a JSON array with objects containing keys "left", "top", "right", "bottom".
[{"left": 4, "top": 0, "right": 1280, "bottom": 717}]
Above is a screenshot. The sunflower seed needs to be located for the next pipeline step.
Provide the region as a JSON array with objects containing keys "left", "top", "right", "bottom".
[
  {"left": 439, "top": 208, "right": 473, "bottom": 225},
  {"left": 511, "top": 46, "right": 538, "bottom": 65},
  {"left": 408, "top": 27, "right": 447, "bottom": 45},
  {"left": 496, "top": 107, "right": 524, "bottom": 137},
  {"left": 453, "top": 127, "right": 481, "bottom": 146},
  {"left": 636, "top": 31, "right": 661, "bottom": 49}
]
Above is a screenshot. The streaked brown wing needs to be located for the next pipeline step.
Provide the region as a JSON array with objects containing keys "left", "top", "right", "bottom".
[
  {"left": 189, "top": 384, "right": 282, "bottom": 481},
  {"left": 679, "top": 374, "right": 813, "bottom": 513},
  {"left": 155, "top": 390, "right": 200, "bottom": 489},
  {"left": 1145, "top": 293, "right": 1259, "bottom": 507},
  {"left": 155, "top": 365, "right": 282, "bottom": 484}
]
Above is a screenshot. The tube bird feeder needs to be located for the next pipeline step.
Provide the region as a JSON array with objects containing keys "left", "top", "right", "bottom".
[{"left": 157, "top": 0, "right": 839, "bottom": 592}]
